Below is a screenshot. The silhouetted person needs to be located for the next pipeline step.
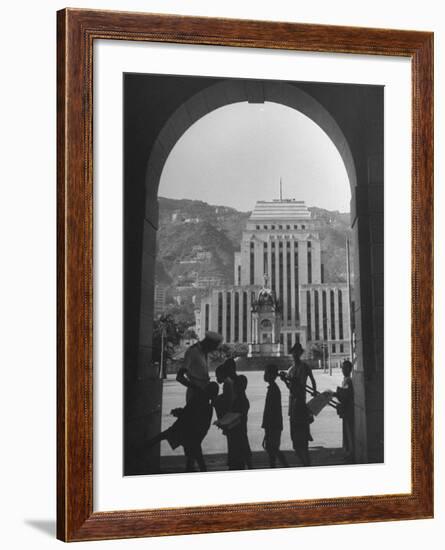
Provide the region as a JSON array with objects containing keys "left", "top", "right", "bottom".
[
  {"left": 334, "top": 360, "right": 355, "bottom": 462},
  {"left": 227, "top": 374, "right": 252, "bottom": 470},
  {"left": 214, "top": 359, "right": 238, "bottom": 469},
  {"left": 177, "top": 331, "right": 223, "bottom": 403},
  {"left": 224, "top": 357, "right": 238, "bottom": 381},
  {"left": 147, "top": 382, "right": 219, "bottom": 472},
  {"left": 214, "top": 360, "right": 236, "bottom": 420},
  {"left": 262, "top": 364, "right": 288, "bottom": 468},
  {"left": 286, "top": 342, "right": 317, "bottom": 404},
  {"left": 280, "top": 343, "right": 315, "bottom": 466}
]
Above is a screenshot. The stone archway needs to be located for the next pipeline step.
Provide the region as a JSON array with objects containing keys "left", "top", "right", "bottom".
[{"left": 124, "top": 75, "right": 383, "bottom": 474}]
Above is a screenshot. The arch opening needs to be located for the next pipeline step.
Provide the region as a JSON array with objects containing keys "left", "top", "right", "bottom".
[{"left": 124, "top": 74, "right": 384, "bottom": 475}]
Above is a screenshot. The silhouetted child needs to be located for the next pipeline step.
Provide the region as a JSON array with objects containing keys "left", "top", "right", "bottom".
[
  {"left": 214, "top": 359, "right": 236, "bottom": 420},
  {"left": 262, "top": 364, "right": 288, "bottom": 468},
  {"left": 227, "top": 374, "right": 252, "bottom": 470},
  {"left": 147, "top": 381, "right": 219, "bottom": 472}
]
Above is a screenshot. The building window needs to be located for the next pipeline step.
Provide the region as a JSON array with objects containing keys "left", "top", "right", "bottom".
[
  {"left": 279, "top": 249, "right": 283, "bottom": 299},
  {"left": 226, "top": 292, "right": 231, "bottom": 343},
  {"left": 242, "top": 292, "right": 247, "bottom": 342},
  {"left": 322, "top": 290, "right": 327, "bottom": 341},
  {"left": 205, "top": 304, "right": 210, "bottom": 333},
  {"left": 263, "top": 225, "right": 268, "bottom": 230},
  {"left": 271, "top": 249, "right": 276, "bottom": 292},
  {"left": 332, "top": 343, "right": 336, "bottom": 354},
  {"left": 250, "top": 244, "right": 255, "bottom": 285},
  {"left": 256, "top": 225, "right": 260, "bottom": 230},
  {"left": 340, "top": 343, "right": 344, "bottom": 353},
  {"left": 286, "top": 225, "right": 291, "bottom": 230},
  {"left": 287, "top": 248, "right": 292, "bottom": 322},
  {"left": 302, "top": 225, "right": 306, "bottom": 230},
  {"left": 294, "top": 243, "right": 299, "bottom": 322},
  {"left": 263, "top": 242, "right": 268, "bottom": 277},
  {"left": 307, "top": 241, "right": 312, "bottom": 284},
  {"left": 278, "top": 225, "right": 283, "bottom": 230},
  {"left": 271, "top": 225, "right": 275, "bottom": 230},
  {"left": 237, "top": 265, "right": 241, "bottom": 286},
  {"left": 338, "top": 289, "right": 344, "bottom": 340},
  {"left": 217, "top": 292, "right": 223, "bottom": 334},
  {"left": 314, "top": 290, "right": 320, "bottom": 340},
  {"left": 307, "top": 290, "right": 312, "bottom": 341},
  {"left": 287, "top": 333, "right": 292, "bottom": 353},
  {"left": 234, "top": 292, "right": 239, "bottom": 342},
  {"left": 330, "top": 290, "right": 336, "bottom": 340},
  {"left": 279, "top": 333, "right": 284, "bottom": 345},
  {"left": 294, "top": 225, "right": 298, "bottom": 229}
]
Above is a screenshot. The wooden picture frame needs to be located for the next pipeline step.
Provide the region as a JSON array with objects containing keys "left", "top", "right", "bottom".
[{"left": 57, "top": 8, "right": 434, "bottom": 542}]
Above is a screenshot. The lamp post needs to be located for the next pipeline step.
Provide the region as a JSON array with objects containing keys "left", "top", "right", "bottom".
[
  {"left": 327, "top": 325, "right": 332, "bottom": 376},
  {"left": 159, "top": 320, "right": 167, "bottom": 379}
]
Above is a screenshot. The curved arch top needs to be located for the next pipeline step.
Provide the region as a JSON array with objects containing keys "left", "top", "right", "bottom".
[{"left": 145, "top": 79, "right": 357, "bottom": 197}]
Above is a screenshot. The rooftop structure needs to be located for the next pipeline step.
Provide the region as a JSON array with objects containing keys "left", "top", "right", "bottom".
[{"left": 249, "top": 199, "right": 311, "bottom": 221}]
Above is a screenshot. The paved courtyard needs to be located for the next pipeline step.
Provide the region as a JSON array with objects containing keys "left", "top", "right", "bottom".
[{"left": 160, "top": 368, "right": 344, "bottom": 470}]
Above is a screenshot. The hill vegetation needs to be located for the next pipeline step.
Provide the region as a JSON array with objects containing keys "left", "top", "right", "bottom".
[{"left": 155, "top": 197, "right": 353, "bottom": 324}]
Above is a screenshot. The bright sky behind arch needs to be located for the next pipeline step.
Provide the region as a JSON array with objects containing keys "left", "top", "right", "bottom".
[{"left": 159, "top": 102, "right": 351, "bottom": 213}]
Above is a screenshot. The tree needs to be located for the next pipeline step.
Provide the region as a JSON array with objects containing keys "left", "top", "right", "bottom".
[
  {"left": 310, "top": 343, "right": 328, "bottom": 367},
  {"left": 208, "top": 342, "right": 249, "bottom": 364},
  {"left": 152, "top": 314, "right": 185, "bottom": 378}
]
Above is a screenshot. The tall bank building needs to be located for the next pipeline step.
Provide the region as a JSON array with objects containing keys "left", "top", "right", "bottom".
[{"left": 196, "top": 199, "right": 352, "bottom": 361}]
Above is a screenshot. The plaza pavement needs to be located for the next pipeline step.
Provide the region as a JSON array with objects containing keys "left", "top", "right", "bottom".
[{"left": 160, "top": 368, "right": 345, "bottom": 472}]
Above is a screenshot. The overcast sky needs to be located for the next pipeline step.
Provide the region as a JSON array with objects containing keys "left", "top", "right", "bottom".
[{"left": 159, "top": 102, "right": 351, "bottom": 213}]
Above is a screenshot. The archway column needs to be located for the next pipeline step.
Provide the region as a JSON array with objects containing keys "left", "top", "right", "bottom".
[{"left": 351, "top": 150, "right": 384, "bottom": 464}]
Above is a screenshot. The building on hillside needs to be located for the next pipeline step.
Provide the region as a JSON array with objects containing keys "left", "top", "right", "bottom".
[{"left": 197, "top": 198, "right": 352, "bottom": 361}]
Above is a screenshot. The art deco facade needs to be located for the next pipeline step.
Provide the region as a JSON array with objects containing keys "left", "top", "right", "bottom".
[{"left": 197, "top": 199, "right": 351, "bottom": 360}]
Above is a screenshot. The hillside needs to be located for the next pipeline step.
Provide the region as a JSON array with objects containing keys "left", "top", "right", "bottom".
[
  {"left": 309, "top": 207, "right": 354, "bottom": 283},
  {"left": 155, "top": 197, "right": 353, "bottom": 323}
]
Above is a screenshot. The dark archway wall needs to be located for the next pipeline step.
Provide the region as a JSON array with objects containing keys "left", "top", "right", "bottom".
[
  {"left": 296, "top": 81, "right": 384, "bottom": 464},
  {"left": 124, "top": 74, "right": 227, "bottom": 474},
  {"left": 123, "top": 73, "right": 383, "bottom": 474}
]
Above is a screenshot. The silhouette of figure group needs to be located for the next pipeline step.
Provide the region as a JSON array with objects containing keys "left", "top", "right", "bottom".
[{"left": 147, "top": 332, "right": 354, "bottom": 472}]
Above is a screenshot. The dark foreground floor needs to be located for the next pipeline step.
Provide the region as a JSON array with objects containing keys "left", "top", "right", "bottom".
[{"left": 159, "top": 446, "right": 350, "bottom": 474}]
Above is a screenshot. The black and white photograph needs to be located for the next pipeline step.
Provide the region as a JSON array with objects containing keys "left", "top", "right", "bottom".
[
  {"left": 124, "top": 73, "right": 384, "bottom": 476},
  {"left": 1, "top": 0, "right": 439, "bottom": 547}
]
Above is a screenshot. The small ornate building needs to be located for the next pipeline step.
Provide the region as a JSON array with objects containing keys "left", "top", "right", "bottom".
[{"left": 249, "top": 276, "right": 284, "bottom": 357}]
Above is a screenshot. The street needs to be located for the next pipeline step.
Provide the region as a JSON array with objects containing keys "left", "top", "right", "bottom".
[{"left": 160, "top": 368, "right": 344, "bottom": 461}]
